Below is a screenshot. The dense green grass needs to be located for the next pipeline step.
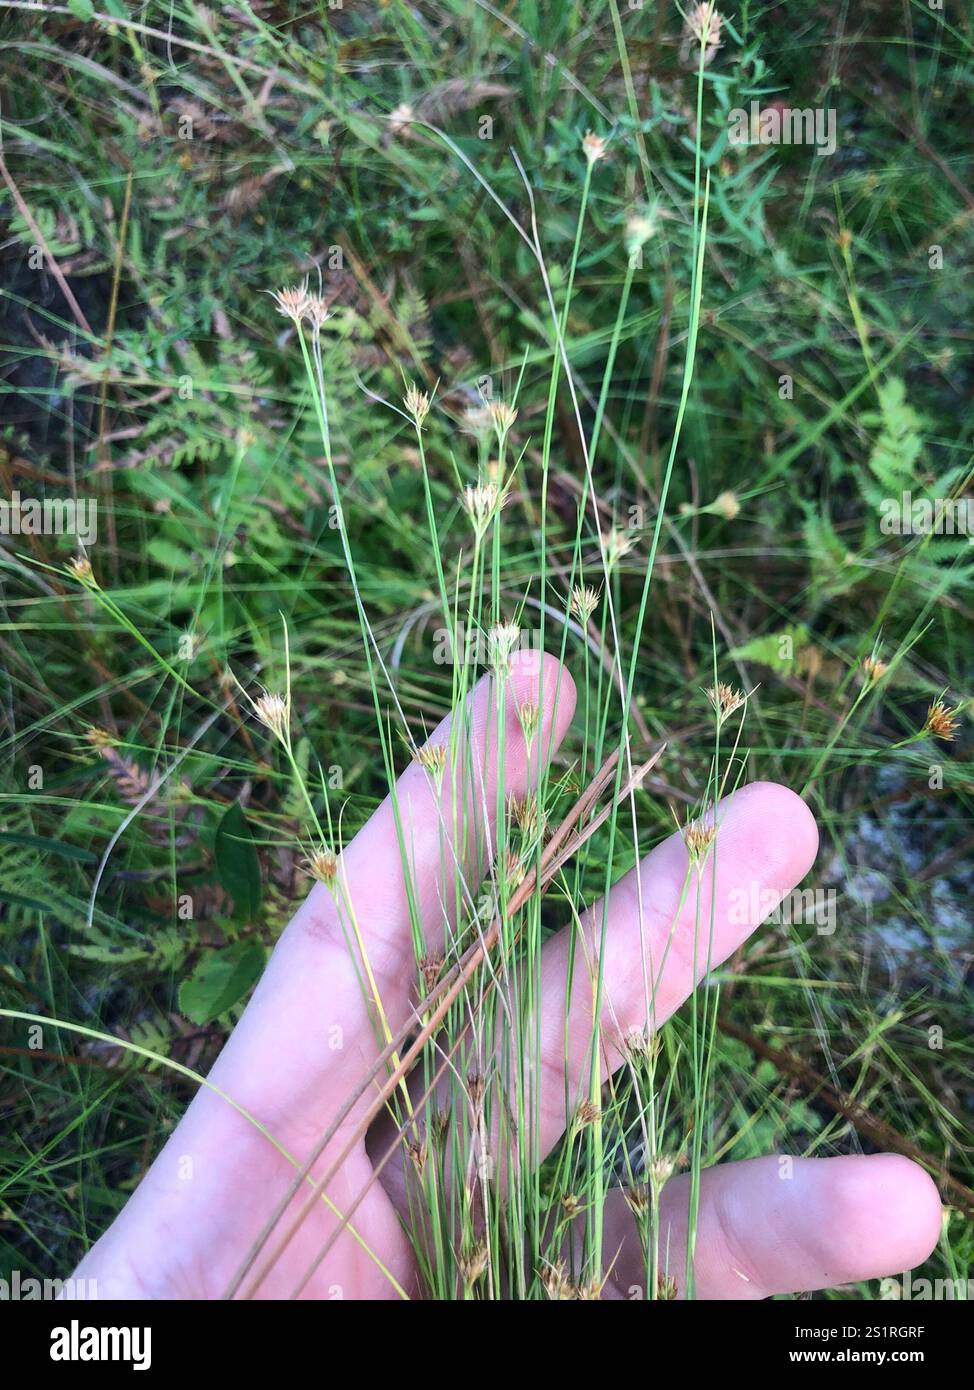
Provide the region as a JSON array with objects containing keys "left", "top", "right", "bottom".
[{"left": 1, "top": 1, "right": 972, "bottom": 1297}]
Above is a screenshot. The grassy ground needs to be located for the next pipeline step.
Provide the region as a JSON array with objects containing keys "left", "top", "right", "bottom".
[{"left": 0, "top": 1, "right": 972, "bottom": 1298}]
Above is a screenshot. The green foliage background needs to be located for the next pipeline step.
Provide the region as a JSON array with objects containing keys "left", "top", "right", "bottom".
[{"left": 0, "top": 0, "right": 971, "bottom": 1295}]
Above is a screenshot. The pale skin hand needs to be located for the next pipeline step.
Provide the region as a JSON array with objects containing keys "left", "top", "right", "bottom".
[{"left": 73, "top": 654, "right": 942, "bottom": 1299}]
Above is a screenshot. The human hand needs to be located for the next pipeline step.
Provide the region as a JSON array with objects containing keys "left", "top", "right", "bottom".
[{"left": 73, "top": 653, "right": 941, "bottom": 1299}]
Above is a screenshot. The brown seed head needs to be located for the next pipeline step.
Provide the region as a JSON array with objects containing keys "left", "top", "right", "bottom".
[
  {"left": 622, "top": 1026, "right": 660, "bottom": 1064},
  {"left": 487, "top": 621, "right": 521, "bottom": 670},
  {"left": 269, "top": 281, "right": 311, "bottom": 324},
  {"left": 304, "top": 845, "right": 339, "bottom": 886},
  {"left": 706, "top": 681, "right": 746, "bottom": 724},
  {"left": 68, "top": 555, "right": 95, "bottom": 585},
  {"left": 388, "top": 102, "right": 414, "bottom": 137},
  {"left": 575, "top": 1099, "right": 600, "bottom": 1129},
  {"left": 406, "top": 1138, "right": 428, "bottom": 1177},
  {"left": 925, "top": 699, "right": 960, "bottom": 741},
  {"left": 458, "top": 1240, "right": 489, "bottom": 1286},
  {"left": 84, "top": 726, "right": 116, "bottom": 750},
  {"left": 251, "top": 690, "right": 289, "bottom": 740},
  {"left": 417, "top": 952, "right": 444, "bottom": 998},
  {"left": 517, "top": 699, "right": 540, "bottom": 741},
  {"left": 624, "top": 1183, "right": 651, "bottom": 1218},
  {"left": 650, "top": 1153, "right": 679, "bottom": 1192},
  {"left": 428, "top": 1107, "right": 450, "bottom": 1145},
  {"left": 488, "top": 400, "right": 518, "bottom": 435},
  {"left": 305, "top": 295, "right": 330, "bottom": 330},
  {"left": 582, "top": 131, "right": 608, "bottom": 164},
  {"left": 682, "top": 3, "right": 723, "bottom": 65},
  {"left": 570, "top": 584, "right": 601, "bottom": 624},
  {"left": 403, "top": 382, "right": 431, "bottom": 426},
  {"left": 713, "top": 489, "right": 740, "bottom": 520},
  {"left": 684, "top": 818, "right": 717, "bottom": 861},
  {"left": 461, "top": 482, "right": 504, "bottom": 535},
  {"left": 604, "top": 526, "right": 635, "bottom": 571},
  {"left": 466, "top": 1071, "right": 486, "bottom": 1112},
  {"left": 540, "top": 1260, "right": 574, "bottom": 1301},
  {"left": 413, "top": 742, "right": 448, "bottom": 783},
  {"left": 500, "top": 846, "right": 526, "bottom": 894},
  {"left": 512, "top": 795, "right": 545, "bottom": 841}
]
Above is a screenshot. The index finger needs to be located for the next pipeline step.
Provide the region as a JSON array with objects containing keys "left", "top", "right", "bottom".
[{"left": 215, "top": 650, "right": 575, "bottom": 1129}]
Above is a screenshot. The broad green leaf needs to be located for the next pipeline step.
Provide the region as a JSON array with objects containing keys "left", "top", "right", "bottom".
[
  {"left": 178, "top": 941, "right": 266, "bottom": 1025},
  {"left": 214, "top": 802, "right": 262, "bottom": 922}
]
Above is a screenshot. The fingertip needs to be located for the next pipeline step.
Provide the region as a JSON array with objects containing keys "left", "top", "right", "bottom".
[
  {"left": 655, "top": 1153, "right": 946, "bottom": 1299},
  {"left": 801, "top": 1154, "right": 943, "bottom": 1287},
  {"left": 729, "top": 780, "right": 819, "bottom": 882},
  {"left": 856, "top": 1154, "right": 944, "bottom": 1269}
]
